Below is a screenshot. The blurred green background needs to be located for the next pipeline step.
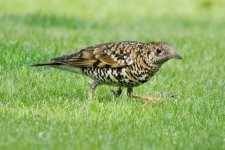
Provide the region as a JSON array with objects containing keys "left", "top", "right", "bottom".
[{"left": 0, "top": 0, "right": 224, "bottom": 150}]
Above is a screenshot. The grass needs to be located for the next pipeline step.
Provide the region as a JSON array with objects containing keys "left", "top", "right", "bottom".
[{"left": 0, "top": 0, "right": 225, "bottom": 149}]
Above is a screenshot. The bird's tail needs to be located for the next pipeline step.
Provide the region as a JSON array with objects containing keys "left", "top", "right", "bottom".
[{"left": 30, "top": 61, "right": 64, "bottom": 67}]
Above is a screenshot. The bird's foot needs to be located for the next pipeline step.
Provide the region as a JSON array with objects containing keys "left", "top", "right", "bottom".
[
  {"left": 88, "top": 80, "right": 100, "bottom": 100},
  {"left": 88, "top": 90, "right": 93, "bottom": 101},
  {"left": 111, "top": 88, "right": 122, "bottom": 97},
  {"left": 132, "top": 95, "right": 163, "bottom": 104}
]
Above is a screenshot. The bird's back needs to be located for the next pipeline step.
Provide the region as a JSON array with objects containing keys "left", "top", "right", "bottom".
[{"left": 31, "top": 41, "right": 161, "bottom": 86}]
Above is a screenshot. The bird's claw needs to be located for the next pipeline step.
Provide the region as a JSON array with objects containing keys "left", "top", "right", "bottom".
[
  {"left": 111, "top": 89, "right": 122, "bottom": 97},
  {"left": 132, "top": 95, "right": 163, "bottom": 106}
]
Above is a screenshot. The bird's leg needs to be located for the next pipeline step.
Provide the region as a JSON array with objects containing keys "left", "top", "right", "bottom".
[
  {"left": 111, "top": 87, "right": 122, "bottom": 97},
  {"left": 127, "top": 87, "right": 163, "bottom": 103},
  {"left": 88, "top": 80, "right": 100, "bottom": 100},
  {"left": 127, "top": 87, "right": 133, "bottom": 97}
]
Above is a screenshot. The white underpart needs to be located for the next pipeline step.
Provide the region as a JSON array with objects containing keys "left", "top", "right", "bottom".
[
  {"left": 93, "top": 71, "right": 98, "bottom": 77},
  {"left": 121, "top": 68, "right": 127, "bottom": 76},
  {"left": 138, "top": 74, "right": 148, "bottom": 81},
  {"left": 127, "top": 59, "right": 134, "bottom": 65},
  {"left": 107, "top": 69, "right": 117, "bottom": 82}
]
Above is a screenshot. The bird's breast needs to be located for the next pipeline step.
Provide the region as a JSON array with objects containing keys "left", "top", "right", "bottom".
[{"left": 82, "top": 64, "right": 160, "bottom": 87}]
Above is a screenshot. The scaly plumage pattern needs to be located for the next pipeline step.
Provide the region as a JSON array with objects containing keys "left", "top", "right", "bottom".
[{"left": 32, "top": 41, "right": 182, "bottom": 102}]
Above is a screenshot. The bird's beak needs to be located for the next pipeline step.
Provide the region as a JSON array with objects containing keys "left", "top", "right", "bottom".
[
  {"left": 169, "top": 49, "right": 182, "bottom": 59},
  {"left": 173, "top": 52, "right": 182, "bottom": 59}
]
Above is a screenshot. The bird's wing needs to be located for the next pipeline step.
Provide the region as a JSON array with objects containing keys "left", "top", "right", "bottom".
[{"left": 52, "top": 41, "right": 144, "bottom": 68}]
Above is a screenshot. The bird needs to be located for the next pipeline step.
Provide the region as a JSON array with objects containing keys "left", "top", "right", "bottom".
[{"left": 31, "top": 41, "right": 182, "bottom": 102}]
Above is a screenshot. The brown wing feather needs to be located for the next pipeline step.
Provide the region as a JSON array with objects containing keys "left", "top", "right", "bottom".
[{"left": 52, "top": 41, "right": 144, "bottom": 68}]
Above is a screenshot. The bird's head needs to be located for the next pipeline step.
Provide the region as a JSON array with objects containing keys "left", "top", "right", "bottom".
[{"left": 144, "top": 42, "right": 182, "bottom": 65}]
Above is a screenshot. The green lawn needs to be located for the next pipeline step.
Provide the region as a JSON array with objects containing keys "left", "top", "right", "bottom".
[{"left": 0, "top": 0, "right": 224, "bottom": 149}]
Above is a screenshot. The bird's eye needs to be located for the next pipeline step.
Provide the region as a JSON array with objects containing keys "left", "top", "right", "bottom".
[{"left": 156, "top": 48, "right": 161, "bottom": 53}]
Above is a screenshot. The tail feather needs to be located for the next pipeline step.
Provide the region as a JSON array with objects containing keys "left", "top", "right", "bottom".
[{"left": 30, "top": 61, "right": 64, "bottom": 67}]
